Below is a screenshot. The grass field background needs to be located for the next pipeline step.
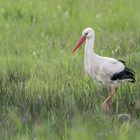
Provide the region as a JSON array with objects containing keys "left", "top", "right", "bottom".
[{"left": 0, "top": 0, "right": 140, "bottom": 139}]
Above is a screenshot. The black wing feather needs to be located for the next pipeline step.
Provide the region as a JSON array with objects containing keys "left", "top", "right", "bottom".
[
  {"left": 111, "top": 67, "right": 135, "bottom": 83},
  {"left": 118, "top": 59, "right": 126, "bottom": 66},
  {"left": 118, "top": 59, "right": 135, "bottom": 73}
]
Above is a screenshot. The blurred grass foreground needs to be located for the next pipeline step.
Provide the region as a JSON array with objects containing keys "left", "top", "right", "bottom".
[{"left": 0, "top": 0, "right": 140, "bottom": 140}]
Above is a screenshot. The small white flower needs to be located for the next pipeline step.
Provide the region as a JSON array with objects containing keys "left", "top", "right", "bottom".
[{"left": 33, "top": 52, "right": 36, "bottom": 56}]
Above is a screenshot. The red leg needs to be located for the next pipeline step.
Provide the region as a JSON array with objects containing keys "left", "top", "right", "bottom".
[
  {"left": 106, "top": 97, "right": 113, "bottom": 108},
  {"left": 102, "top": 87, "right": 117, "bottom": 112}
]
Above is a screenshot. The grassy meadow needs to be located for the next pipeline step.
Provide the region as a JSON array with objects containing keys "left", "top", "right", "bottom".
[{"left": 0, "top": 0, "right": 140, "bottom": 139}]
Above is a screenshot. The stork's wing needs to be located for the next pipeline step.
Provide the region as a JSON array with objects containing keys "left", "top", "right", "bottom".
[
  {"left": 111, "top": 67, "right": 135, "bottom": 83},
  {"left": 101, "top": 57, "right": 135, "bottom": 83},
  {"left": 101, "top": 57, "right": 125, "bottom": 75},
  {"left": 117, "top": 59, "right": 126, "bottom": 65}
]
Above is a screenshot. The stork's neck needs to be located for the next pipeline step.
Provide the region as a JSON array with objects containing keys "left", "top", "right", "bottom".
[{"left": 85, "top": 37, "right": 95, "bottom": 54}]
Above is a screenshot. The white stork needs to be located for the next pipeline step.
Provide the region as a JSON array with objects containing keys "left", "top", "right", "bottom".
[{"left": 72, "top": 27, "right": 135, "bottom": 112}]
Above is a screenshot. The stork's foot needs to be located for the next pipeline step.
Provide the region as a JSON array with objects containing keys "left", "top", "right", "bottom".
[
  {"left": 101, "top": 87, "right": 117, "bottom": 114},
  {"left": 101, "top": 102, "right": 110, "bottom": 113},
  {"left": 106, "top": 97, "right": 112, "bottom": 108},
  {"left": 101, "top": 97, "right": 112, "bottom": 113}
]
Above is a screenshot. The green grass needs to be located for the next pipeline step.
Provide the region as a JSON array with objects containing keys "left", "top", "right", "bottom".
[{"left": 0, "top": 0, "right": 140, "bottom": 139}]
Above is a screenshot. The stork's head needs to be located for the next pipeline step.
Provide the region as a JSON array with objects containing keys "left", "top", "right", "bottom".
[
  {"left": 82, "top": 27, "right": 95, "bottom": 39},
  {"left": 72, "top": 27, "right": 95, "bottom": 53}
]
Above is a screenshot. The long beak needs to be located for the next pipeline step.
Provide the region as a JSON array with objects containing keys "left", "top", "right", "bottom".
[{"left": 72, "top": 36, "right": 86, "bottom": 53}]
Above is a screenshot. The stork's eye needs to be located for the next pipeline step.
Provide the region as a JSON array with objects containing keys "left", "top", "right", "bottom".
[{"left": 85, "top": 33, "right": 88, "bottom": 36}]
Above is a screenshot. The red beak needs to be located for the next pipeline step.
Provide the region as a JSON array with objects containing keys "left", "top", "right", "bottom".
[{"left": 72, "top": 36, "right": 86, "bottom": 53}]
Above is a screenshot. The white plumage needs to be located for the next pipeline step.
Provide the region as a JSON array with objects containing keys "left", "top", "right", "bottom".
[{"left": 73, "top": 27, "right": 135, "bottom": 112}]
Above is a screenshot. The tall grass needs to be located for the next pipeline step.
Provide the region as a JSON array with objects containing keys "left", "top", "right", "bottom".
[{"left": 0, "top": 0, "right": 140, "bottom": 139}]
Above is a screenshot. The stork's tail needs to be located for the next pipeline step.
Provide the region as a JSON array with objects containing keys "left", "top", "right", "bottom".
[
  {"left": 111, "top": 67, "right": 135, "bottom": 83},
  {"left": 126, "top": 67, "right": 135, "bottom": 83}
]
